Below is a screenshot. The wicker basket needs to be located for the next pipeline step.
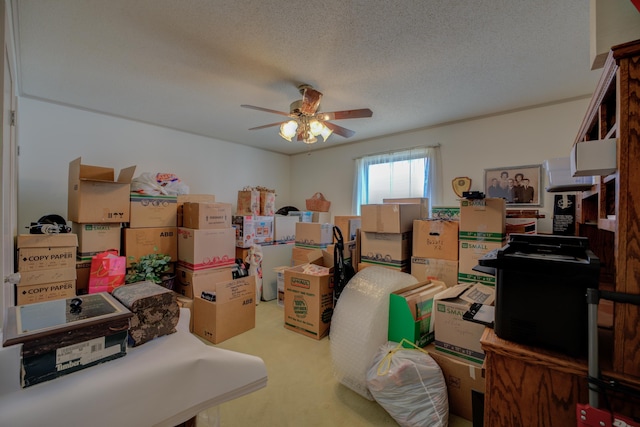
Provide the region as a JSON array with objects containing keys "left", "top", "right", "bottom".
[{"left": 305, "top": 192, "right": 331, "bottom": 212}]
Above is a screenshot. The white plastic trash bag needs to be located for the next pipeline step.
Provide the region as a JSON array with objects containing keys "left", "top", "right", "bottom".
[{"left": 366, "top": 340, "right": 448, "bottom": 427}]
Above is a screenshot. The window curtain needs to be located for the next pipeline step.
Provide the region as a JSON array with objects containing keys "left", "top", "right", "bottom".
[{"left": 352, "top": 145, "right": 442, "bottom": 215}]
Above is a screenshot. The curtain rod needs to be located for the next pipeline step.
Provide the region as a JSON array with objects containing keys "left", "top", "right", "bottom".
[{"left": 354, "top": 143, "right": 440, "bottom": 160}]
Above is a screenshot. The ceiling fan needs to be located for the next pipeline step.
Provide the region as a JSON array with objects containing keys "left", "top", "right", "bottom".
[{"left": 241, "top": 84, "right": 373, "bottom": 145}]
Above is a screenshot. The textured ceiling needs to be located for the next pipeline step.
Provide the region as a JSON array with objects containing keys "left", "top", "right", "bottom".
[{"left": 12, "top": 0, "right": 602, "bottom": 155}]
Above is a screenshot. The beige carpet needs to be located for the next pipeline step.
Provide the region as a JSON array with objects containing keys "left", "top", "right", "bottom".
[{"left": 203, "top": 299, "right": 472, "bottom": 427}]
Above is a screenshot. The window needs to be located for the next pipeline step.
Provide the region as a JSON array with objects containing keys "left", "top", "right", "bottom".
[{"left": 353, "top": 145, "right": 441, "bottom": 215}]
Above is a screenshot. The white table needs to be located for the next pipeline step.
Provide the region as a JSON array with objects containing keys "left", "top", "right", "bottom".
[{"left": 0, "top": 308, "right": 268, "bottom": 427}]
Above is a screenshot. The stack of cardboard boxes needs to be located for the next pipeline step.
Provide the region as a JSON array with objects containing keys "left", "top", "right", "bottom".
[
  {"left": 67, "top": 157, "right": 136, "bottom": 295},
  {"left": 359, "top": 203, "right": 422, "bottom": 272}
]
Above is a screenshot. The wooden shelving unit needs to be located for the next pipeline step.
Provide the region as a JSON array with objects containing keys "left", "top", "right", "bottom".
[{"left": 482, "top": 38, "right": 640, "bottom": 425}]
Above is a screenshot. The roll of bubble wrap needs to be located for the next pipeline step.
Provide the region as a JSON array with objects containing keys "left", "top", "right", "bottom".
[{"left": 329, "top": 266, "right": 418, "bottom": 400}]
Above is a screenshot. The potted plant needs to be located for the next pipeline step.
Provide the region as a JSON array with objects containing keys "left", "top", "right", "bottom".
[{"left": 125, "top": 253, "right": 175, "bottom": 290}]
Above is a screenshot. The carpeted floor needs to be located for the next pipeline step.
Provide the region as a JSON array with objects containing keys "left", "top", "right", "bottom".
[{"left": 200, "top": 299, "right": 472, "bottom": 427}]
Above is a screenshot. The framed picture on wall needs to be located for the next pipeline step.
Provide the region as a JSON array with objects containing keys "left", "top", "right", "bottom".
[{"left": 484, "top": 164, "right": 543, "bottom": 207}]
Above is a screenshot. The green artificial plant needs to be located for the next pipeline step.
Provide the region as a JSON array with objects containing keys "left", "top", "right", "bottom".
[{"left": 125, "top": 253, "right": 173, "bottom": 285}]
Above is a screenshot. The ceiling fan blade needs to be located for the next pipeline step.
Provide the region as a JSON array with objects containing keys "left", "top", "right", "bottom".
[
  {"left": 318, "top": 108, "right": 373, "bottom": 121},
  {"left": 300, "top": 87, "right": 323, "bottom": 115},
  {"left": 248, "top": 121, "right": 285, "bottom": 130},
  {"left": 241, "top": 104, "right": 290, "bottom": 117},
  {"left": 323, "top": 121, "right": 356, "bottom": 138}
]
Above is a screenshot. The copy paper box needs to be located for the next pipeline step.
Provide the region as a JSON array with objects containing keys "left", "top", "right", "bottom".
[
  {"left": 18, "top": 268, "right": 77, "bottom": 286},
  {"left": 129, "top": 194, "right": 178, "bottom": 228},
  {"left": 411, "top": 257, "right": 459, "bottom": 288},
  {"left": 17, "top": 234, "right": 78, "bottom": 272},
  {"left": 295, "top": 222, "right": 333, "bottom": 249},
  {"left": 284, "top": 260, "right": 334, "bottom": 340},
  {"left": 175, "top": 265, "right": 234, "bottom": 299},
  {"left": 122, "top": 226, "right": 177, "bottom": 267},
  {"left": 177, "top": 227, "right": 235, "bottom": 270},
  {"left": 383, "top": 197, "right": 430, "bottom": 219},
  {"left": 193, "top": 276, "right": 256, "bottom": 344},
  {"left": 459, "top": 198, "right": 506, "bottom": 239},
  {"left": 360, "top": 203, "right": 421, "bottom": 233},
  {"left": 360, "top": 231, "right": 411, "bottom": 270},
  {"left": 388, "top": 280, "right": 445, "bottom": 347},
  {"left": 72, "top": 223, "right": 121, "bottom": 260},
  {"left": 16, "top": 278, "right": 77, "bottom": 306},
  {"left": 433, "top": 283, "right": 495, "bottom": 366},
  {"left": 412, "top": 219, "right": 459, "bottom": 260},
  {"left": 426, "top": 344, "right": 486, "bottom": 421},
  {"left": 67, "top": 157, "right": 136, "bottom": 223},
  {"left": 177, "top": 194, "right": 216, "bottom": 226},
  {"left": 183, "top": 202, "right": 232, "bottom": 229}
]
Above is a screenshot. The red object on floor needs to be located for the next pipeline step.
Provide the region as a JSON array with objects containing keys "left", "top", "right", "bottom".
[
  {"left": 632, "top": 0, "right": 640, "bottom": 13},
  {"left": 576, "top": 403, "right": 640, "bottom": 427}
]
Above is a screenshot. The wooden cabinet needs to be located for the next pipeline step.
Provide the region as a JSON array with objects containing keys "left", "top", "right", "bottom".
[{"left": 482, "top": 38, "right": 640, "bottom": 426}]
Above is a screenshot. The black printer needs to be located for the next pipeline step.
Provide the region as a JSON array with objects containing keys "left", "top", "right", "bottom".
[{"left": 478, "top": 233, "right": 600, "bottom": 357}]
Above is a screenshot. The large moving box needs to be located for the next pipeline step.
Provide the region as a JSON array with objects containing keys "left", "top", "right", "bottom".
[
  {"left": 193, "top": 276, "right": 256, "bottom": 344},
  {"left": 72, "top": 223, "right": 121, "bottom": 261},
  {"left": 177, "top": 227, "right": 235, "bottom": 270},
  {"left": 183, "top": 202, "right": 232, "bottom": 229},
  {"left": 360, "top": 203, "right": 421, "bottom": 233},
  {"left": 283, "top": 261, "right": 334, "bottom": 340},
  {"left": 67, "top": 157, "right": 136, "bottom": 223},
  {"left": 129, "top": 194, "right": 178, "bottom": 228},
  {"left": 123, "top": 226, "right": 178, "bottom": 267},
  {"left": 412, "top": 219, "right": 459, "bottom": 260}
]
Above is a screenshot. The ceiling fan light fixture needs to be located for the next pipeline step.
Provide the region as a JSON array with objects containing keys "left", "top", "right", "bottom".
[
  {"left": 309, "top": 119, "right": 324, "bottom": 136},
  {"left": 319, "top": 125, "right": 333, "bottom": 142},
  {"left": 279, "top": 120, "right": 298, "bottom": 141}
]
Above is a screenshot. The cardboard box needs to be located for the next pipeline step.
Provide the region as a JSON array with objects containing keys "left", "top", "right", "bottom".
[
  {"left": 433, "top": 283, "right": 495, "bottom": 366},
  {"left": 458, "top": 240, "right": 505, "bottom": 286},
  {"left": 16, "top": 234, "right": 78, "bottom": 272},
  {"left": 72, "top": 223, "right": 121, "bottom": 260},
  {"left": 360, "top": 203, "right": 421, "bottom": 233},
  {"left": 411, "top": 257, "right": 459, "bottom": 288},
  {"left": 274, "top": 215, "right": 299, "bottom": 244},
  {"left": 129, "top": 194, "right": 178, "bottom": 228},
  {"left": 67, "top": 157, "right": 136, "bottom": 223},
  {"left": 284, "top": 260, "right": 334, "bottom": 340},
  {"left": 122, "top": 226, "right": 177, "bottom": 267},
  {"left": 252, "top": 216, "right": 275, "bottom": 245},
  {"left": 177, "top": 227, "right": 235, "bottom": 270},
  {"left": 193, "top": 276, "right": 256, "bottom": 344},
  {"left": 291, "top": 246, "right": 318, "bottom": 266},
  {"left": 75, "top": 259, "right": 92, "bottom": 295},
  {"left": 358, "top": 261, "right": 408, "bottom": 273},
  {"left": 426, "top": 344, "right": 486, "bottom": 421},
  {"left": 295, "top": 222, "right": 333, "bottom": 249},
  {"left": 431, "top": 206, "right": 460, "bottom": 221},
  {"left": 360, "top": 231, "right": 411, "bottom": 270},
  {"left": 459, "top": 198, "right": 506, "bottom": 240},
  {"left": 388, "top": 280, "right": 445, "bottom": 347},
  {"left": 183, "top": 202, "right": 232, "bottom": 229},
  {"left": 175, "top": 265, "right": 234, "bottom": 298},
  {"left": 570, "top": 138, "right": 617, "bottom": 177},
  {"left": 383, "top": 197, "right": 430, "bottom": 219},
  {"left": 333, "top": 216, "right": 361, "bottom": 241},
  {"left": 177, "top": 194, "right": 216, "bottom": 226},
  {"left": 412, "top": 219, "right": 459, "bottom": 260},
  {"left": 311, "top": 211, "right": 332, "bottom": 224},
  {"left": 16, "top": 275, "right": 77, "bottom": 306}
]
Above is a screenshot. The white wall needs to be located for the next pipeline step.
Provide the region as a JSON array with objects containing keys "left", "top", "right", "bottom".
[
  {"left": 17, "top": 95, "right": 591, "bottom": 236},
  {"left": 289, "top": 97, "right": 591, "bottom": 233},
  {"left": 16, "top": 98, "right": 291, "bottom": 232}
]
